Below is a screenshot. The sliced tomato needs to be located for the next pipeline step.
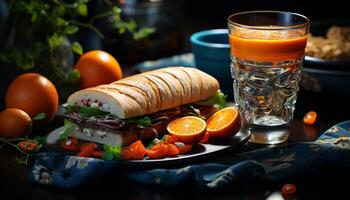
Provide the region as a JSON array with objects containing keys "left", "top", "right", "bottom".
[
  {"left": 92, "top": 150, "right": 104, "bottom": 158},
  {"left": 59, "top": 138, "right": 79, "bottom": 151},
  {"left": 146, "top": 142, "right": 168, "bottom": 159},
  {"left": 163, "top": 135, "right": 179, "bottom": 144},
  {"left": 167, "top": 144, "right": 180, "bottom": 156},
  {"left": 18, "top": 140, "right": 38, "bottom": 152},
  {"left": 199, "top": 131, "right": 210, "bottom": 143},
  {"left": 78, "top": 143, "right": 96, "bottom": 157},
  {"left": 121, "top": 147, "right": 135, "bottom": 160},
  {"left": 129, "top": 140, "right": 146, "bottom": 160},
  {"left": 120, "top": 140, "right": 146, "bottom": 160},
  {"left": 145, "top": 149, "right": 166, "bottom": 159},
  {"left": 176, "top": 143, "right": 193, "bottom": 154}
]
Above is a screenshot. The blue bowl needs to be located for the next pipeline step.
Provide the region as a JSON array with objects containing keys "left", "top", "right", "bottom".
[{"left": 190, "top": 29, "right": 232, "bottom": 97}]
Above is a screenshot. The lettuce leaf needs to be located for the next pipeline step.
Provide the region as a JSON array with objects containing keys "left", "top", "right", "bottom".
[
  {"left": 59, "top": 119, "right": 78, "bottom": 140},
  {"left": 125, "top": 116, "right": 152, "bottom": 127},
  {"left": 136, "top": 116, "right": 152, "bottom": 127},
  {"left": 195, "top": 91, "right": 227, "bottom": 109},
  {"left": 63, "top": 104, "right": 108, "bottom": 117},
  {"left": 76, "top": 106, "right": 108, "bottom": 117}
]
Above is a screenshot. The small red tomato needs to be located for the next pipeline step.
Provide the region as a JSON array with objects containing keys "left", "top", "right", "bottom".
[
  {"left": 17, "top": 140, "right": 38, "bottom": 153},
  {"left": 303, "top": 111, "right": 317, "bottom": 125},
  {"left": 281, "top": 183, "right": 297, "bottom": 195}
]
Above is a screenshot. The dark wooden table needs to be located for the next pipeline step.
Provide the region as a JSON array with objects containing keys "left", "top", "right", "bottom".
[{"left": 0, "top": 89, "right": 349, "bottom": 200}]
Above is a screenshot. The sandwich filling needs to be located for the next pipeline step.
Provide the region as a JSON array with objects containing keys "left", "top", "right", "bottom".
[{"left": 61, "top": 91, "right": 226, "bottom": 145}]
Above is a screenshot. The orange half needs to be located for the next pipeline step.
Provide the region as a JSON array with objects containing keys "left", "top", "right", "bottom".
[
  {"left": 167, "top": 116, "right": 207, "bottom": 144},
  {"left": 206, "top": 106, "right": 241, "bottom": 139}
]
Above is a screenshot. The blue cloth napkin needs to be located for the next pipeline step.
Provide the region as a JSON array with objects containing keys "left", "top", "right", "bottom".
[{"left": 28, "top": 120, "right": 350, "bottom": 189}]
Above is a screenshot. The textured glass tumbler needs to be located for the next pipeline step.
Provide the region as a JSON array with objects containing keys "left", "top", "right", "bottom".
[{"left": 228, "top": 11, "right": 309, "bottom": 144}]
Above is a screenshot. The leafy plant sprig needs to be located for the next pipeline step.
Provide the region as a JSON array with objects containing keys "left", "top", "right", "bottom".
[
  {"left": 0, "top": 136, "right": 46, "bottom": 165},
  {"left": 0, "top": 0, "right": 155, "bottom": 73}
]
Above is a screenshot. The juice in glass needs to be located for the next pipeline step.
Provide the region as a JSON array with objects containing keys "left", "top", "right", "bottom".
[{"left": 228, "top": 11, "right": 309, "bottom": 144}]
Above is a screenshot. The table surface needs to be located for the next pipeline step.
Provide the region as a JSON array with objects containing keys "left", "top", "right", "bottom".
[{"left": 0, "top": 89, "right": 349, "bottom": 199}]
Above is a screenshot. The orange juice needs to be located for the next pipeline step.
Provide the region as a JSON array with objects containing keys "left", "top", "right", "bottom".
[
  {"left": 229, "top": 29, "right": 308, "bottom": 63},
  {"left": 227, "top": 11, "right": 309, "bottom": 144},
  {"left": 229, "top": 28, "right": 308, "bottom": 127}
]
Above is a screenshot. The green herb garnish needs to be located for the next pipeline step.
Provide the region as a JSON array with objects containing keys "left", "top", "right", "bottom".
[{"left": 102, "top": 144, "right": 121, "bottom": 161}]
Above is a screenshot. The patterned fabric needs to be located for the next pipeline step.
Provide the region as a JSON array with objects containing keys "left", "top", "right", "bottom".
[{"left": 29, "top": 120, "right": 350, "bottom": 189}]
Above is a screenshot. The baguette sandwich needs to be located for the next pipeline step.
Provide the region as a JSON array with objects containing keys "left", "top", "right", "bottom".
[{"left": 61, "top": 67, "right": 226, "bottom": 147}]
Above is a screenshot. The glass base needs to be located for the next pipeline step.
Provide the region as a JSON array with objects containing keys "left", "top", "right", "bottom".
[{"left": 242, "top": 124, "right": 290, "bottom": 144}]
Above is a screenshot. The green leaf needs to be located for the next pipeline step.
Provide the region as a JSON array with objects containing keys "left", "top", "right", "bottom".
[
  {"left": 195, "top": 91, "right": 227, "bottom": 109},
  {"left": 66, "top": 26, "right": 79, "bottom": 35},
  {"left": 103, "top": 144, "right": 121, "bottom": 160},
  {"left": 133, "top": 27, "right": 155, "bottom": 40},
  {"left": 18, "top": 63, "right": 34, "bottom": 70},
  {"left": 137, "top": 116, "right": 152, "bottom": 127},
  {"left": 71, "top": 42, "right": 83, "bottom": 55},
  {"left": 67, "top": 69, "right": 81, "bottom": 83},
  {"left": 112, "top": 7, "right": 122, "bottom": 15},
  {"left": 126, "top": 21, "right": 137, "bottom": 32},
  {"left": 33, "top": 136, "right": 46, "bottom": 146},
  {"left": 77, "top": 106, "right": 108, "bottom": 117},
  {"left": 48, "top": 33, "right": 63, "bottom": 49},
  {"left": 0, "top": 53, "right": 10, "bottom": 62},
  {"left": 125, "top": 116, "right": 152, "bottom": 127},
  {"left": 77, "top": 3, "right": 88, "bottom": 16},
  {"left": 56, "top": 17, "right": 67, "bottom": 26},
  {"left": 62, "top": 103, "right": 74, "bottom": 114},
  {"left": 102, "top": 152, "right": 114, "bottom": 161},
  {"left": 59, "top": 119, "right": 78, "bottom": 140},
  {"left": 32, "top": 113, "right": 46, "bottom": 120}
]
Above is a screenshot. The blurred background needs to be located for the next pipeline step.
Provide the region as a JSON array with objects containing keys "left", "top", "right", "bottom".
[{"left": 0, "top": 0, "right": 349, "bottom": 109}]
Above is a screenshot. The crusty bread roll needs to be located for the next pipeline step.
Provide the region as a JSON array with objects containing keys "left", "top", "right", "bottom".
[{"left": 67, "top": 67, "right": 220, "bottom": 119}]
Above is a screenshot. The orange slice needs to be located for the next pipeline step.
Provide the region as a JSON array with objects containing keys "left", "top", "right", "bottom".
[
  {"left": 167, "top": 116, "right": 207, "bottom": 144},
  {"left": 206, "top": 106, "right": 241, "bottom": 139}
]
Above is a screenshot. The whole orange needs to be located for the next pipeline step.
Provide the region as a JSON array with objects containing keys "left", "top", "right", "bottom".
[
  {"left": 0, "top": 108, "right": 31, "bottom": 138},
  {"left": 74, "top": 50, "right": 123, "bottom": 89},
  {"left": 5, "top": 73, "right": 59, "bottom": 123}
]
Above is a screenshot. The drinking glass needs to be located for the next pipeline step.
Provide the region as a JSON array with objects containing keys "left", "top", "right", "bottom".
[{"left": 227, "top": 11, "right": 309, "bottom": 144}]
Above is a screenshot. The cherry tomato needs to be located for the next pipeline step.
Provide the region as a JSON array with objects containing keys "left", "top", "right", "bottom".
[
  {"left": 303, "top": 111, "right": 317, "bottom": 125},
  {"left": 281, "top": 183, "right": 297, "bottom": 195},
  {"left": 17, "top": 140, "right": 38, "bottom": 152}
]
